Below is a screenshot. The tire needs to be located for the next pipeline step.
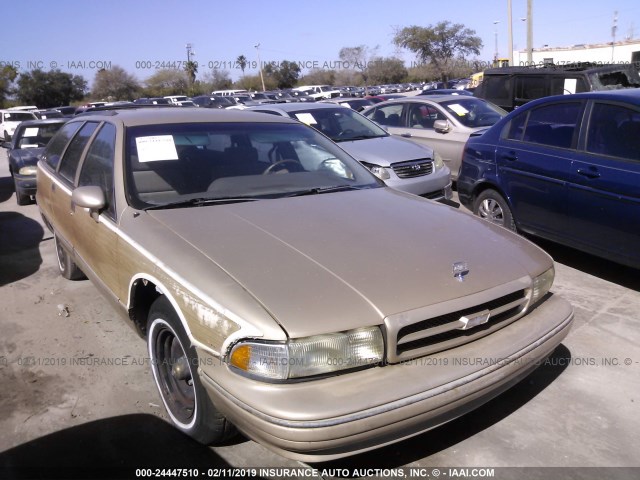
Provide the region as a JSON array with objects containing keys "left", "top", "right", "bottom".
[
  {"left": 147, "top": 296, "right": 236, "bottom": 444},
  {"left": 473, "top": 189, "right": 516, "bottom": 231},
  {"left": 54, "top": 235, "right": 86, "bottom": 280}
]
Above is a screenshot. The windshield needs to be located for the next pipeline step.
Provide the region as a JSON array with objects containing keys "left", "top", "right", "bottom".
[
  {"left": 590, "top": 68, "right": 640, "bottom": 90},
  {"left": 4, "top": 112, "right": 37, "bottom": 122},
  {"left": 287, "top": 107, "right": 388, "bottom": 142},
  {"left": 439, "top": 98, "right": 506, "bottom": 128},
  {"left": 125, "top": 122, "right": 381, "bottom": 210},
  {"left": 15, "top": 122, "right": 65, "bottom": 148}
]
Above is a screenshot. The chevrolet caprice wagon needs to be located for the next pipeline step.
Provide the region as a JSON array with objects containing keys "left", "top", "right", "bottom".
[{"left": 36, "top": 107, "right": 573, "bottom": 461}]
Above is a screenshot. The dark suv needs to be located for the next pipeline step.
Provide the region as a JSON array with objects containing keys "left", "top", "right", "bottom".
[
  {"left": 458, "top": 88, "right": 640, "bottom": 268},
  {"left": 474, "top": 63, "right": 640, "bottom": 111}
]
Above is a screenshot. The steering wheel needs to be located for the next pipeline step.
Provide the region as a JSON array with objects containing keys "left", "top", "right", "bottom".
[
  {"left": 337, "top": 129, "right": 356, "bottom": 138},
  {"left": 263, "top": 159, "right": 303, "bottom": 174}
]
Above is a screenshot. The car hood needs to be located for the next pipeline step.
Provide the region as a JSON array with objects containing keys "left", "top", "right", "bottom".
[
  {"left": 337, "top": 135, "right": 434, "bottom": 167},
  {"left": 147, "top": 188, "right": 550, "bottom": 338},
  {"left": 10, "top": 147, "right": 45, "bottom": 167}
]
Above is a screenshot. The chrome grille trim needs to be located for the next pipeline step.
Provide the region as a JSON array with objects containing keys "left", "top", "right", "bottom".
[
  {"left": 384, "top": 277, "right": 532, "bottom": 363},
  {"left": 391, "top": 159, "right": 433, "bottom": 178}
]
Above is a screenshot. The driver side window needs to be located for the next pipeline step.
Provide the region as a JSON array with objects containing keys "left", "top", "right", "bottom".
[{"left": 78, "top": 123, "right": 117, "bottom": 219}]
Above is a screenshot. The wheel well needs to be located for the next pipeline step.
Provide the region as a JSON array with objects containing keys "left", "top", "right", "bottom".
[
  {"left": 128, "top": 279, "right": 163, "bottom": 337},
  {"left": 471, "top": 182, "right": 507, "bottom": 209}
]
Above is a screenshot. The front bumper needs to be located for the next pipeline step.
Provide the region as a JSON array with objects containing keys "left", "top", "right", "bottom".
[
  {"left": 13, "top": 173, "right": 37, "bottom": 197},
  {"left": 199, "top": 294, "right": 573, "bottom": 461}
]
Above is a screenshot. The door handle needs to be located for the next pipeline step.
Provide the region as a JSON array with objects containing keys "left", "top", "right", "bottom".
[
  {"left": 400, "top": 133, "right": 412, "bottom": 138},
  {"left": 577, "top": 168, "right": 600, "bottom": 179},
  {"left": 501, "top": 152, "right": 518, "bottom": 161}
]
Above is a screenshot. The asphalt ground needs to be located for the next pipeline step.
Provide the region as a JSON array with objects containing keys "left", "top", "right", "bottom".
[{"left": 0, "top": 147, "right": 638, "bottom": 480}]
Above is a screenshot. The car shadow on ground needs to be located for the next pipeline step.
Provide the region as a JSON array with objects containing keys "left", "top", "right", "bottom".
[
  {"left": 0, "top": 414, "right": 266, "bottom": 480},
  {"left": 0, "top": 211, "right": 44, "bottom": 287},
  {"left": 0, "top": 175, "right": 15, "bottom": 203},
  {"left": 312, "top": 344, "right": 571, "bottom": 473},
  {"left": 527, "top": 237, "right": 639, "bottom": 291}
]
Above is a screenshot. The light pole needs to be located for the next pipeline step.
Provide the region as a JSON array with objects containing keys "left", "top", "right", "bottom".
[
  {"left": 526, "top": 0, "right": 533, "bottom": 64},
  {"left": 493, "top": 21, "right": 500, "bottom": 62},
  {"left": 255, "top": 43, "right": 266, "bottom": 92},
  {"left": 507, "top": 0, "right": 513, "bottom": 66}
]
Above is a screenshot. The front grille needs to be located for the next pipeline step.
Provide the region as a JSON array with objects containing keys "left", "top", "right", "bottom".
[
  {"left": 384, "top": 286, "right": 529, "bottom": 363},
  {"left": 392, "top": 159, "right": 433, "bottom": 178}
]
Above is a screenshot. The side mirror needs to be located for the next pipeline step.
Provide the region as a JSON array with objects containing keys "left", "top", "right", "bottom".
[
  {"left": 434, "top": 120, "right": 450, "bottom": 133},
  {"left": 72, "top": 186, "right": 105, "bottom": 221}
]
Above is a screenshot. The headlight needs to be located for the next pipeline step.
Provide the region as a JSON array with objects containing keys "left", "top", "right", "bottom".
[
  {"left": 228, "top": 326, "right": 384, "bottom": 380},
  {"left": 18, "top": 165, "right": 38, "bottom": 176},
  {"left": 361, "top": 162, "right": 390, "bottom": 180},
  {"left": 433, "top": 152, "right": 444, "bottom": 170},
  {"left": 531, "top": 267, "right": 554, "bottom": 306}
]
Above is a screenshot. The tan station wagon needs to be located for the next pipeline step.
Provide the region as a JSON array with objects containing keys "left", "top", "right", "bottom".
[{"left": 36, "top": 107, "right": 573, "bottom": 461}]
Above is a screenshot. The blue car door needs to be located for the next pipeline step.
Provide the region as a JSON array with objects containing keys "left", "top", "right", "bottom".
[
  {"left": 496, "top": 100, "right": 584, "bottom": 239},
  {"left": 567, "top": 100, "right": 640, "bottom": 266}
]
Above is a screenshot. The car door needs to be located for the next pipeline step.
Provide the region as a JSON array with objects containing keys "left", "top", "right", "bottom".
[
  {"left": 365, "top": 102, "right": 406, "bottom": 134},
  {"left": 395, "top": 102, "right": 470, "bottom": 177},
  {"left": 69, "top": 122, "right": 122, "bottom": 300},
  {"left": 42, "top": 121, "right": 97, "bottom": 256},
  {"left": 567, "top": 100, "right": 640, "bottom": 266},
  {"left": 495, "top": 100, "right": 584, "bottom": 238}
]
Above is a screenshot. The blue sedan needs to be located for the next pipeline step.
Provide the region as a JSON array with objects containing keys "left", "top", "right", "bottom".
[{"left": 457, "top": 89, "right": 640, "bottom": 268}]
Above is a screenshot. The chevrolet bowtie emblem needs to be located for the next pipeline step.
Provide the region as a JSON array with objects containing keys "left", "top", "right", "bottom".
[{"left": 453, "top": 262, "right": 469, "bottom": 282}]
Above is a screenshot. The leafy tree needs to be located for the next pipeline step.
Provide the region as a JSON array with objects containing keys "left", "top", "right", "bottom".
[
  {"left": 236, "top": 74, "right": 275, "bottom": 91},
  {"left": 200, "top": 69, "right": 234, "bottom": 91},
  {"left": 16, "top": 69, "right": 87, "bottom": 107},
  {"left": 339, "top": 44, "right": 378, "bottom": 89},
  {"left": 298, "top": 68, "right": 336, "bottom": 86},
  {"left": 394, "top": 21, "right": 482, "bottom": 81},
  {"left": 265, "top": 60, "right": 300, "bottom": 89},
  {"left": 366, "top": 57, "right": 408, "bottom": 84},
  {"left": 236, "top": 55, "right": 248, "bottom": 76},
  {"left": 185, "top": 60, "right": 198, "bottom": 93},
  {"left": 0, "top": 65, "right": 18, "bottom": 108},
  {"left": 92, "top": 65, "right": 141, "bottom": 101},
  {"left": 143, "top": 69, "right": 188, "bottom": 97}
]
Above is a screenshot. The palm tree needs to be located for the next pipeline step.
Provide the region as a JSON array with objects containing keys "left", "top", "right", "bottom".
[{"left": 236, "top": 55, "right": 248, "bottom": 77}]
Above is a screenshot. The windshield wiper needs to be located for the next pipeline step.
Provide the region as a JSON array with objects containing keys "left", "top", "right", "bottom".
[
  {"left": 333, "top": 134, "right": 384, "bottom": 142},
  {"left": 144, "top": 197, "right": 260, "bottom": 210},
  {"left": 285, "top": 185, "right": 367, "bottom": 198}
]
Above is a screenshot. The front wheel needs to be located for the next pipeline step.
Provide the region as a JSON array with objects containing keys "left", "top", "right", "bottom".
[
  {"left": 473, "top": 189, "right": 516, "bottom": 231},
  {"left": 54, "top": 235, "right": 86, "bottom": 280},
  {"left": 147, "top": 296, "right": 236, "bottom": 444}
]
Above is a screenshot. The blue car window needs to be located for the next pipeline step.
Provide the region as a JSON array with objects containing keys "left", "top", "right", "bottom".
[
  {"left": 586, "top": 103, "right": 640, "bottom": 160},
  {"left": 522, "top": 102, "right": 582, "bottom": 149}
]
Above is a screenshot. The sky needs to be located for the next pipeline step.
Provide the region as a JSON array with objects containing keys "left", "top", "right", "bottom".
[{"left": 4, "top": 0, "right": 640, "bottom": 86}]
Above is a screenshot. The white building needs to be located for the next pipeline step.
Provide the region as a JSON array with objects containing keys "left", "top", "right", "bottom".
[{"left": 513, "top": 39, "right": 640, "bottom": 67}]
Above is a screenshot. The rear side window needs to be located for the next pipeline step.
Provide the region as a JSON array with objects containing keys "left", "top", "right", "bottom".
[
  {"left": 514, "top": 76, "right": 546, "bottom": 102},
  {"left": 58, "top": 122, "right": 99, "bottom": 183},
  {"left": 42, "top": 122, "right": 83, "bottom": 169},
  {"left": 586, "top": 103, "right": 640, "bottom": 160},
  {"left": 365, "top": 104, "right": 404, "bottom": 127},
  {"left": 522, "top": 102, "right": 583, "bottom": 149}
]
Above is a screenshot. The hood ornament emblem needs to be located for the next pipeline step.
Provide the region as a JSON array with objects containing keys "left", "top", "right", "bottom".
[{"left": 453, "top": 262, "right": 470, "bottom": 282}]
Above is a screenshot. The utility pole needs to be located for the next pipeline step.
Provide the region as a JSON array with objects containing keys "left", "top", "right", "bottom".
[
  {"left": 494, "top": 21, "right": 500, "bottom": 61},
  {"left": 255, "top": 43, "right": 266, "bottom": 92},
  {"left": 507, "top": 0, "right": 513, "bottom": 65},
  {"left": 526, "top": 0, "right": 533, "bottom": 64},
  {"left": 612, "top": 11, "right": 618, "bottom": 62}
]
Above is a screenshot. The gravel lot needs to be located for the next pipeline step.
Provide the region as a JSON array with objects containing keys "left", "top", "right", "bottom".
[{"left": 0, "top": 147, "right": 638, "bottom": 479}]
